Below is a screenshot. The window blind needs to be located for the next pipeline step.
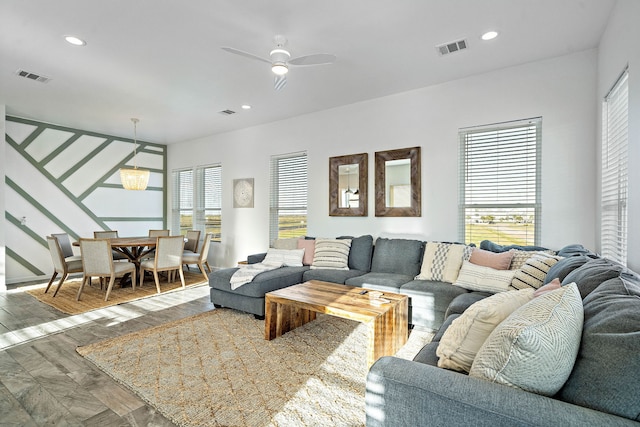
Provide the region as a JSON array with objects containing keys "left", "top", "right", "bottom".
[
  {"left": 269, "top": 152, "right": 308, "bottom": 244},
  {"left": 200, "top": 165, "right": 222, "bottom": 242},
  {"left": 601, "top": 69, "right": 628, "bottom": 265},
  {"left": 459, "top": 118, "right": 541, "bottom": 246},
  {"left": 172, "top": 169, "right": 194, "bottom": 235}
]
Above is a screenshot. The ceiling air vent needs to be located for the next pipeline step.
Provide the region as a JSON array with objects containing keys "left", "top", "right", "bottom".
[
  {"left": 218, "top": 109, "right": 236, "bottom": 116},
  {"left": 436, "top": 39, "right": 468, "bottom": 56},
  {"left": 15, "top": 69, "right": 51, "bottom": 83}
]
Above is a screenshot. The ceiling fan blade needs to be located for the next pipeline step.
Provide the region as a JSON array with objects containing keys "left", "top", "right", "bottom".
[
  {"left": 274, "top": 75, "right": 287, "bottom": 91},
  {"left": 221, "top": 47, "right": 271, "bottom": 64},
  {"left": 288, "top": 53, "right": 336, "bottom": 66}
]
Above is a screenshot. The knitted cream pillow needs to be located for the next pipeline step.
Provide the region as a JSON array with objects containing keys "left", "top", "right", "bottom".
[
  {"left": 469, "top": 283, "right": 583, "bottom": 396},
  {"left": 310, "top": 239, "right": 351, "bottom": 270}
]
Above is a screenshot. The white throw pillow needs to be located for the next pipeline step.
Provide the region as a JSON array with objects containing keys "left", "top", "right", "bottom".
[
  {"left": 453, "top": 261, "right": 517, "bottom": 293},
  {"left": 469, "top": 283, "right": 583, "bottom": 396},
  {"left": 262, "top": 248, "right": 305, "bottom": 267},
  {"left": 416, "top": 242, "right": 473, "bottom": 283},
  {"left": 437, "top": 288, "right": 534, "bottom": 373},
  {"left": 310, "top": 239, "right": 351, "bottom": 270}
]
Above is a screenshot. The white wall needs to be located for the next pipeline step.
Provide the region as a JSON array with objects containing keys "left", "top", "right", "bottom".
[
  {"left": 597, "top": 0, "right": 640, "bottom": 272},
  {"left": 169, "top": 49, "right": 599, "bottom": 269}
]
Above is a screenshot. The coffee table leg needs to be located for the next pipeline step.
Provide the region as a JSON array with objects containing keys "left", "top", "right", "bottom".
[
  {"left": 367, "top": 299, "right": 409, "bottom": 368},
  {"left": 265, "top": 296, "right": 278, "bottom": 340}
]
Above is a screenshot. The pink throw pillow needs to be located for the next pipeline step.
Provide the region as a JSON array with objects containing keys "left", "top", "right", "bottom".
[
  {"left": 297, "top": 238, "right": 316, "bottom": 266},
  {"left": 469, "top": 248, "right": 514, "bottom": 270},
  {"left": 534, "top": 278, "right": 562, "bottom": 297}
]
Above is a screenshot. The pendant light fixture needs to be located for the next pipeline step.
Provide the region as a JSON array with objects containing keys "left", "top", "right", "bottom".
[{"left": 120, "top": 118, "right": 150, "bottom": 190}]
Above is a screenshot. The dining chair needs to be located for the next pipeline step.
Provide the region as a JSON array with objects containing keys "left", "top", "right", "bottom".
[
  {"left": 77, "top": 238, "right": 137, "bottom": 301},
  {"left": 184, "top": 230, "right": 201, "bottom": 253},
  {"left": 182, "top": 232, "right": 213, "bottom": 281},
  {"left": 50, "top": 232, "right": 81, "bottom": 261},
  {"left": 148, "top": 229, "right": 170, "bottom": 237},
  {"left": 93, "top": 230, "right": 128, "bottom": 261},
  {"left": 140, "top": 236, "right": 185, "bottom": 293},
  {"left": 45, "top": 236, "right": 84, "bottom": 297}
]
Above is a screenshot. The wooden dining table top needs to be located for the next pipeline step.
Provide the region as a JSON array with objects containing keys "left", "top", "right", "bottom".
[{"left": 73, "top": 236, "right": 158, "bottom": 247}]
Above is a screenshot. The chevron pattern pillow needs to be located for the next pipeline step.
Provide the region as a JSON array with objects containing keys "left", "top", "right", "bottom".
[
  {"left": 469, "top": 283, "right": 583, "bottom": 396},
  {"left": 416, "top": 242, "right": 473, "bottom": 283}
]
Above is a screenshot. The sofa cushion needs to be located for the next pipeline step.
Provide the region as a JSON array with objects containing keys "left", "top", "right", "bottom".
[
  {"left": 453, "top": 261, "right": 516, "bottom": 293},
  {"left": 561, "top": 257, "right": 625, "bottom": 299},
  {"left": 445, "top": 292, "right": 492, "bottom": 318},
  {"left": 470, "top": 283, "right": 583, "bottom": 396},
  {"left": 413, "top": 314, "right": 459, "bottom": 366},
  {"left": 310, "top": 238, "right": 351, "bottom": 270},
  {"left": 209, "top": 266, "right": 307, "bottom": 298},
  {"left": 416, "top": 242, "right": 472, "bottom": 283},
  {"left": 510, "top": 252, "right": 562, "bottom": 290},
  {"left": 437, "top": 289, "right": 534, "bottom": 373},
  {"left": 556, "top": 243, "right": 596, "bottom": 258},
  {"left": 345, "top": 272, "right": 414, "bottom": 292},
  {"left": 338, "top": 235, "right": 374, "bottom": 271},
  {"left": 557, "top": 274, "right": 640, "bottom": 421},
  {"left": 370, "top": 238, "right": 424, "bottom": 276},
  {"left": 542, "top": 254, "right": 591, "bottom": 285},
  {"left": 302, "top": 268, "right": 367, "bottom": 284},
  {"left": 400, "top": 280, "right": 470, "bottom": 330},
  {"left": 469, "top": 248, "right": 514, "bottom": 270},
  {"left": 297, "top": 238, "right": 316, "bottom": 265}
]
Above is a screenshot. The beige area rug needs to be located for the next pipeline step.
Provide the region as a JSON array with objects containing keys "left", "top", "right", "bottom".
[
  {"left": 26, "top": 271, "right": 209, "bottom": 315},
  {"left": 77, "top": 308, "right": 434, "bottom": 427}
]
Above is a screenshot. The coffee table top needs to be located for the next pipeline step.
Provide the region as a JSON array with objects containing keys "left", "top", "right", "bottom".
[{"left": 266, "top": 280, "right": 407, "bottom": 323}]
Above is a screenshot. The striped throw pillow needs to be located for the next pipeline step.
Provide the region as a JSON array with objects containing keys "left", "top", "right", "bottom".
[
  {"left": 310, "top": 239, "right": 351, "bottom": 270},
  {"left": 453, "top": 261, "right": 517, "bottom": 293},
  {"left": 511, "top": 252, "right": 563, "bottom": 290}
]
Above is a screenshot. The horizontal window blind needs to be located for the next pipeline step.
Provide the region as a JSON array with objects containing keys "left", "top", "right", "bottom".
[
  {"left": 269, "top": 152, "right": 307, "bottom": 244},
  {"left": 201, "top": 165, "right": 222, "bottom": 242},
  {"left": 172, "top": 169, "right": 194, "bottom": 235},
  {"left": 601, "top": 69, "right": 628, "bottom": 265},
  {"left": 459, "top": 118, "right": 541, "bottom": 246}
]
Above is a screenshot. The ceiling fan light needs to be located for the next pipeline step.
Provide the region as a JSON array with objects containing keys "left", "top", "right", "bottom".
[{"left": 272, "top": 63, "right": 289, "bottom": 75}]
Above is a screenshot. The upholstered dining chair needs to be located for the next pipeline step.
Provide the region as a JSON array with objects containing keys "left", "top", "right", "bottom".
[
  {"left": 50, "top": 232, "right": 81, "bottom": 261},
  {"left": 148, "top": 229, "right": 170, "bottom": 237},
  {"left": 93, "top": 230, "right": 128, "bottom": 261},
  {"left": 182, "top": 232, "right": 213, "bottom": 281},
  {"left": 184, "top": 230, "right": 201, "bottom": 253},
  {"left": 139, "top": 235, "right": 185, "bottom": 293},
  {"left": 77, "top": 238, "right": 137, "bottom": 301},
  {"left": 45, "top": 236, "right": 84, "bottom": 297}
]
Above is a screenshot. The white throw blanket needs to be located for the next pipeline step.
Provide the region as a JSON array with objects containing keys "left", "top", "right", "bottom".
[{"left": 230, "top": 262, "right": 283, "bottom": 290}]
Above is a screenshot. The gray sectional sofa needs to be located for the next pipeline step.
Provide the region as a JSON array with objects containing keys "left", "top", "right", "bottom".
[
  {"left": 366, "top": 248, "right": 640, "bottom": 426},
  {"left": 209, "top": 235, "right": 475, "bottom": 329}
]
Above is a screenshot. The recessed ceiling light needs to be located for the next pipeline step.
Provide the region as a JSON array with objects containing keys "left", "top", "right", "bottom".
[
  {"left": 64, "top": 35, "right": 86, "bottom": 46},
  {"left": 481, "top": 31, "right": 498, "bottom": 41},
  {"left": 241, "top": 105, "right": 252, "bottom": 110}
]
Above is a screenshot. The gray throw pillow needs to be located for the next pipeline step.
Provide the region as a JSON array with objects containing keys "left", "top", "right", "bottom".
[
  {"left": 337, "top": 235, "right": 373, "bottom": 271},
  {"left": 561, "top": 258, "right": 625, "bottom": 299},
  {"left": 371, "top": 238, "right": 424, "bottom": 276},
  {"left": 543, "top": 255, "right": 591, "bottom": 285},
  {"left": 557, "top": 275, "right": 640, "bottom": 421}
]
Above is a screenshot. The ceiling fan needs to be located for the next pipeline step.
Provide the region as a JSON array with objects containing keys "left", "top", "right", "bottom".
[{"left": 221, "top": 35, "right": 336, "bottom": 91}]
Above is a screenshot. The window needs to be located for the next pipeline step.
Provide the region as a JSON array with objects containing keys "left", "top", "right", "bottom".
[
  {"left": 601, "top": 68, "right": 628, "bottom": 265},
  {"left": 459, "top": 118, "right": 541, "bottom": 246},
  {"left": 172, "top": 164, "right": 222, "bottom": 242},
  {"left": 269, "top": 152, "right": 308, "bottom": 243}
]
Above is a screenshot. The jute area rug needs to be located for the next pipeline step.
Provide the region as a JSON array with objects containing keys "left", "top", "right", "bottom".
[
  {"left": 77, "top": 308, "right": 434, "bottom": 427},
  {"left": 26, "top": 271, "right": 208, "bottom": 315}
]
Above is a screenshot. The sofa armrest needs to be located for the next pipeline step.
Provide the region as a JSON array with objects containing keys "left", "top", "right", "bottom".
[
  {"left": 366, "top": 357, "right": 637, "bottom": 427},
  {"left": 247, "top": 252, "right": 266, "bottom": 264}
]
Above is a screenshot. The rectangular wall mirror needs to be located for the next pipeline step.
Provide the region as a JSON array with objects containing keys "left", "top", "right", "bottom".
[
  {"left": 375, "top": 146, "right": 421, "bottom": 217},
  {"left": 329, "top": 153, "right": 368, "bottom": 216}
]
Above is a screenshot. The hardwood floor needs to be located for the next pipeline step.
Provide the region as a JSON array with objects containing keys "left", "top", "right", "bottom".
[{"left": 0, "top": 279, "right": 214, "bottom": 426}]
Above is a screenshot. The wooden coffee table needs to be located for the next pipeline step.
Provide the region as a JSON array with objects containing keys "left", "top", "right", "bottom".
[{"left": 264, "top": 280, "right": 409, "bottom": 368}]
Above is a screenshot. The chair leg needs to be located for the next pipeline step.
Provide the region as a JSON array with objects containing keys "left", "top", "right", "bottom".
[
  {"left": 177, "top": 267, "right": 186, "bottom": 288},
  {"left": 153, "top": 271, "right": 161, "bottom": 293},
  {"left": 77, "top": 276, "right": 89, "bottom": 301},
  {"left": 198, "top": 262, "right": 208, "bottom": 282},
  {"left": 205, "top": 261, "right": 212, "bottom": 273},
  {"left": 139, "top": 267, "right": 145, "bottom": 288},
  {"left": 44, "top": 272, "right": 58, "bottom": 293},
  {"left": 104, "top": 275, "right": 116, "bottom": 301},
  {"left": 52, "top": 272, "right": 69, "bottom": 297},
  {"left": 131, "top": 268, "right": 137, "bottom": 291}
]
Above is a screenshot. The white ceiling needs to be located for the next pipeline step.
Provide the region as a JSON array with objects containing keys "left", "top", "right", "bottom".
[{"left": 0, "top": 0, "right": 614, "bottom": 144}]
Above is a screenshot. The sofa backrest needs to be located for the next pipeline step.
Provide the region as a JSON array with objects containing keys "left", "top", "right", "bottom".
[
  {"left": 370, "top": 238, "right": 424, "bottom": 276},
  {"left": 338, "top": 235, "right": 374, "bottom": 271}
]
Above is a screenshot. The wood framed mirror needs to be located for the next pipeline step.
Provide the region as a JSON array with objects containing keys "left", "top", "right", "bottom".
[
  {"left": 329, "top": 153, "right": 368, "bottom": 216},
  {"left": 375, "top": 146, "right": 421, "bottom": 217}
]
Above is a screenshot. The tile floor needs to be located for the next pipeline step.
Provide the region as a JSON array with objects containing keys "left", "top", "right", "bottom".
[{"left": 0, "top": 279, "right": 214, "bottom": 426}]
